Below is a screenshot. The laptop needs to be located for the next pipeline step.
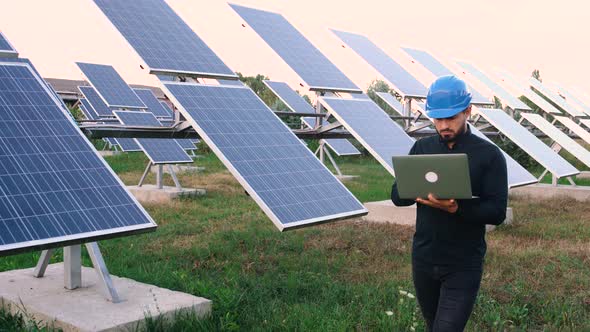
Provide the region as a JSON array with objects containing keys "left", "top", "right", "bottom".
[{"left": 392, "top": 154, "right": 473, "bottom": 199}]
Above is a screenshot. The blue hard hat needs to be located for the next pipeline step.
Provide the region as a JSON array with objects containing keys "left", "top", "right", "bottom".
[{"left": 425, "top": 75, "right": 472, "bottom": 119}]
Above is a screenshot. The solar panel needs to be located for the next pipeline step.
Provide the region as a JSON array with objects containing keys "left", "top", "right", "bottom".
[
  {"left": 476, "top": 109, "right": 578, "bottom": 178},
  {"left": 0, "top": 62, "right": 156, "bottom": 255},
  {"left": 375, "top": 92, "right": 404, "bottom": 116},
  {"left": 133, "top": 88, "right": 172, "bottom": 118},
  {"left": 175, "top": 139, "right": 197, "bottom": 151},
  {"left": 115, "top": 138, "right": 142, "bottom": 152},
  {"left": 520, "top": 113, "right": 590, "bottom": 168},
  {"left": 0, "top": 32, "right": 18, "bottom": 58},
  {"left": 320, "top": 97, "right": 415, "bottom": 176},
  {"left": 230, "top": 4, "right": 360, "bottom": 93},
  {"left": 553, "top": 84, "right": 590, "bottom": 116},
  {"left": 79, "top": 99, "right": 98, "bottom": 121},
  {"left": 496, "top": 71, "right": 563, "bottom": 116},
  {"left": 529, "top": 78, "right": 586, "bottom": 117},
  {"left": 263, "top": 80, "right": 360, "bottom": 156},
  {"left": 113, "top": 111, "right": 192, "bottom": 164},
  {"left": 78, "top": 86, "right": 114, "bottom": 118},
  {"left": 456, "top": 62, "right": 531, "bottom": 111},
  {"left": 161, "top": 82, "right": 367, "bottom": 230},
  {"left": 217, "top": 79, "right": 244, "bottom": 86},
  {"left": 401, "top": 47, "right": 492, "bottom": 105},
  {"left": 552, "top": 116, "right": 590, "bottom": 145},
  {"left": 93, "top": 0, "right": 237, "bottom": 79},
  {"left": 351, "top": 93, "right": 370, "bottom": 99},
  {"left": 159, "top": 101, "right": 174, "bottom": 117},
  {"left": 263, "top": 80, "right": 315, "bottom": 114},
  {"left": 580, "top": 119, "right": 590, "bottom": 131},
  {"left": 76, "top": 62, "right": 146, "bottom": 109},
  {"left": 331, "top": 29, "right": 427, "bottom": 98}
]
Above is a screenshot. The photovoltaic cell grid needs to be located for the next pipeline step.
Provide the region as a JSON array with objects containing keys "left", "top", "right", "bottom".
[
  {"left": 161, "top": 83, "right": 367, "bottom": 230},
  {"left": 0, "top": 63, "right": 156, "bottom": 255},
  {"left": 79, "top": 99, "right": 98, "bottom": 121},
  {"left": 263, "top": 80, "right": 360, "bottom": 156},
  {"left": 457, "top": 61, "right": 531, "bottom": 111},
  {"left": 78, "top": 86, "right": 114, "bottom": 118},
  {"left": 115, "top": 137, "right": 142, "bottom": 152},
  {"left": 0, "top": 32, "right": 18, "bottom": 58},
  {"left": 375, "top": 92, "right": 404, "bottom": 116},
  {"left": 320, "top": 97, "right": 415, "bottom": 176},
  {"left": 331, "top": 29, "right": 427, "bottom": 98},
  {"left": 133, "top": 88, "right": 172, "bottom": 118},
  {"left": 350, "top": 93, "right": 370, "bottom": 99},
  {"left": 76, "top": 62, "right": 146, "bottom": 109},
  {"left": 230, "top": 4, "right": 360, "bottom": 93},
  {"left": 113, "top": 111, "right": 192, "bottom": 164},
  {"left": 476, "top": 109, "right": 578, "bottom": 178},
  {"left": 529, "top": 78, "right": 586, "bottom": 117},
  {"left": 93, "top": 0, "right": 237, "bottom": 79},
  {"left": 401, "top": 47, "right": 492, "bottom": 105},
  {"left": 521, "top": 113, "right": 590, "bottom": 167},
  {"left": 159, "top": 101, "right": 198, "bottom": 148}
]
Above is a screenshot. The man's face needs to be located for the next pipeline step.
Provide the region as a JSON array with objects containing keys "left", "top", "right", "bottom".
[{"left": 432, "top": 106, "right": 471, "bottom": 142}]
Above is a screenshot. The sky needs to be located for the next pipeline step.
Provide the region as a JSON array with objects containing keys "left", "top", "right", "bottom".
[{"left": 1, "top": 0, "right": 588, "bottom": 101}]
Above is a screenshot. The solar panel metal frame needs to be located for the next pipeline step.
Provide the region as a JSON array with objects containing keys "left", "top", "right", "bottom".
[
  {"left": 457, "top": 61, "right": 531, "bottom": 111},
  {"left": 552, "top": 116, "right": 590, "bottom": 145},
  {"left": 320, "top": 97, "right": 415, "bottom": 176},
  {"left": 263, "top": 80, "right": 361, "bottom": 156},
  {"left": 78, "top": 86, "right": 115, "bottom": 118},
  {"left": 553, "top": 84, "right": 590, "bottom": 116},
  {"left": 331, "top": 29, "right": 427, "bottom": 98},
  {"left": 113, "top": 111, "right": 192, "bottom": 164},
  {"left": 520, "top": 113, "right": 590, "bottom": 167},
  {"left": 0, "top": 32, "right": 18, "bottom": 58},
  {"left": 375, "top": 92, "right": 405, "bottom": 116},
  {"left": 0, "top": 62, "right": 156, "bottom": 255},
  {"left": 580, "top": 119, "right": 590, "bottom": 131},
  {"left": 529, "top": 78, "right": 587, "bottom": 118},
  {"left": 92, "top": 0, "right": 238, "bottom": 80},
  {"left": 160, "top": 81, "right": 367, "bottom": 230},
  {"left": 476, "top": 108, "right": 579, "bottom": 178},
  {"left": 401, "top": 47, "right": 493, "bottom": 106},
  {"left": 76, "top": 62, "right": 146, "bottom": 109},
  {"left": 79, "top": 99, "right": 98, "bottom": 121},
  {"left": 497, "top": 70, "right": 564, "bottom": 116},
  {"left": 133, "top": 88, "right": 173, "bottom": 119},
  {"left": 230, "top": 4, "right": 361, "bottom": 93}
]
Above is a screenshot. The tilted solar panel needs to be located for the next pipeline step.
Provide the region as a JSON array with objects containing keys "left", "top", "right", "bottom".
[
  {"left": 0, "top": 32, "right": 18, "bottom": 58},
  {"left": 497, "top": 71, "right": 563, "bottom": 116},
  {"left": 529, "top": 78, "right": 586, "bottom": 117},
  {"left": 553, "top": 84, "right": 590, "bottom": 116},
  {"left": 113, "top": 111, "right": 192, "bottom": 164},
  {"left": 552, "top": 116, "right": 590, "bottom": 145},
  {"left": 320, "top": 97, "right": 415, "bottom": 176},
  {"left": 76, "top": 62, "right": 146, "bottom": 109},
  {"left": 230, "top": 4, "right": 360, "bottom": 93},
  {"left": 161, "top": 82, "right": 367, "bottom": 230},
  {"left": 457, "top": 62, "right": 531, "bottom": 111},
  {"left": 133, "top": 88, "right": 172, "bottom": 118},
  {"left": 520, "top": 113, "right": 590, "bottom": 167},
  {"left": 476, "top": 109, "right": 578, "bottom": 178},
  {"left": 79, "top": 99, "right": 98, "bottom": 121},
  {"left": 375, "top": 92, "right": 404, "bottom": 116},
  {"left": 78, "top": 86, "right": 115, "bottom": 118},
  {"left": 93, "top": 0, "right": 237, "bottom": 79},
  {"left": 401, "top": 47, "right": 492, "bottom": 105},
  {"left": 0, "top": 62, "right": 156, "bottom": 255},
  {"left": 331, "top": 30, "right": 427, "bottom": 98}
]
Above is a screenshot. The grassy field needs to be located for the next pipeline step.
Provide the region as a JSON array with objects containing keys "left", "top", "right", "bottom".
[{"left": 1, "top": 149, "right": 590, "bottom": 331}]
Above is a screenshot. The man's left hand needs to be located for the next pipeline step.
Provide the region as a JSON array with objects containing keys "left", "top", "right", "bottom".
[{"left": 416, "top": 194, "right": 458, "bottom": 214}]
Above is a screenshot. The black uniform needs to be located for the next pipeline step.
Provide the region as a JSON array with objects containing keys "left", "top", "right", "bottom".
[{"left": 391, "top": 126, "right": 508, "bottom": 331}]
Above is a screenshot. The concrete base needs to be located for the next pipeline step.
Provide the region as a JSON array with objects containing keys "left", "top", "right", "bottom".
[
  {"left": 98, "top": 151, "right": 120, "bottom": 157},
  {"left": 0, "top": 263, "right": 211, "bottom": 332},
  {"left": 576, "top": 171, "right": 590, "bottom": 180},
  {"left": 510, "top": 183, "right": 590, "bottom": 201},
  {"left": 150, "top": 165, "right": 205, "bottom": 174},
  {"left": 128, "top": 185, "right": 206, "bottom": 203},
  {"left": 336, "top": 175, "right": 359, "bottom": 182},
  {"left": 363, "top": 200, "right": 513, "bottom": 231}
]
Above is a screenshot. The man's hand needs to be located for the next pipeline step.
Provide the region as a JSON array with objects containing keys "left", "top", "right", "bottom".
[{"left": 416, "top": 194, "right": 458, "bottom": 214}]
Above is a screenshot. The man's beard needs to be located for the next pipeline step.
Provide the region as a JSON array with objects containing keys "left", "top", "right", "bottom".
[{"left": 438, "top": 125, "right": 466, "bottom": 143}]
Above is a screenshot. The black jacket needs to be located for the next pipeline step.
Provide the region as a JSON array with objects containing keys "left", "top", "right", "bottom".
[{"left": 391, "top": 127, "right": 508, "bottom": 267}]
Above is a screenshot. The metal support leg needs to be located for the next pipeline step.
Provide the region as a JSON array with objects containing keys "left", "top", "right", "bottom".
[
  {"left": 138, "top": 161, "right": 153, "bottom": 187},
  {"left": 319, "top": 140, "right": 325, "bottom": 164},
  {"left": 64, "top": 245, "right": 82, "bottom": 290},
  {"left": 324, "top": 145, "right": 343, "bottom": 176},
  {"left": 403, "top": 98, "right": 412, "bottom": 129},
  {"left": 156, "top": 164, "right": 164, "bottom": 189},
  {"left": 552, "top": 175, "right": 558, "bottom": 186},
  {"left": 313, "top": 145, "right": 321, "bottom": 156},
  {"left": 86, "top": 242, "right": 122, "bottom": 303},
  {"left": 168, "top": 165, "right": 182, "bottom": 190},
  {"left": 566, "top": 176, "right": 577, "bottom": 186},
  {"left": 33, "top": 249, "right": 55, "bottom": 278},
  {"left": 537, "top": 169, "right": 548, "bottom": 182}
]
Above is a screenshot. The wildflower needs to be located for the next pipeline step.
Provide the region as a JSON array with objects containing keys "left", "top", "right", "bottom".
[
  {"left": 399, "top": 290, "right": 408, "bottom": 296},
  {"left": 407, "top": 292, "right": 415, "bottom": 299},
  {"left": 385, "top": 311, "right": 393, "bottom": 316}
]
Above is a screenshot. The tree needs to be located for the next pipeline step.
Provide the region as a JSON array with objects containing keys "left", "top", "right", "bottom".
[{"left": 531, "top": 69, "right": 542, "bottom": 82}]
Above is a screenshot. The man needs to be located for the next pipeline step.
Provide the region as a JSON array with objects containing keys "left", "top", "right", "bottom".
[{"left": 391, "top": 75, "right": 508, "bottom": 332}]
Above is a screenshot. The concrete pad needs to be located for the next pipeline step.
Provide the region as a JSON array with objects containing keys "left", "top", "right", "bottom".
[
  {"left": 576, "top": 171, "right": 590, "bottom": 180},
  {"left": 336, "top": 175, "right": 359, "bottom": 182},
  {"left": 510, "top": 183, "right": 590, "bottom": 201},
  {"left": 363, "top": 200, "right": 513, "bottom": 231},
  {"left": 0, "top": 263, "right": 211, "bottom": 332},
  {"left": 98, "top": 151, "right": 120, "bottom": 157},
  {"left": 128, "top": 185, "right": 206, "bottom": 204},
  {"left": 150, "top": 165, "right": 205, "bottom": 174}
]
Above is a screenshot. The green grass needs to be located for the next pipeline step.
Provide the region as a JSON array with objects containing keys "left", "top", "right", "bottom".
[{"left": 2, "top": 148, "right": 590, "bottom": 331}]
